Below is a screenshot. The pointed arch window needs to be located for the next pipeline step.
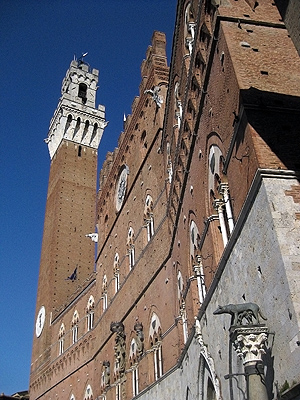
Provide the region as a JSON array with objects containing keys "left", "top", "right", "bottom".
[
  {"left": 71, "top": 310, "right": 79, "bottom": 344},
  {"left": 58, "top": 323, "right": 65, "bottom": 355},
  {"left": 86, "top": 295, "right": 95, "bottom": 331},
  {"left": 127, "top": 227, "right": 135, "bottom": 270},
  {"left": 198, "top": 354, "right": 221, "bottom": 400},
  {"left": 184, "top": 3, "right": 195, "bottom": 56},
  {"left": 73, "top": 117, "right": 81, "bottom": 139},
  {"left": 90, "top": 123, "right": 98, "bottom": 146},
  {"left": 64, "top": 114, "right": 73, "bottom": 137},
  {"left": 84, "top": 384, "right": 93, "bottom": 400},
  {"left": 190, "top": 220, "right": 207, "bottom": 304},
  {"left": 149, "top": 313, "right": 163, "bottom": 380},
  {"left": 114, "top": 252, "right": 120, "bottom": 293},
  {"left": 208, "top": 145, "right": 234, "bottom": 247},
  {"left": 129, "top": 338, "right": 139, "bottom": 396},
  {"left": 144, "top": 195, "right": 154, "bottom": 242}
]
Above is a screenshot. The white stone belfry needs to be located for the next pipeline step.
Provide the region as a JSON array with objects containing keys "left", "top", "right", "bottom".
[{"left": 45, "top": 60, "right": 107, "bottom": 159}]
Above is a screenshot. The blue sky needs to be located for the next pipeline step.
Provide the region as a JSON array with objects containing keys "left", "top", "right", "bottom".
[{"left": 0, "top": 1, "right": 176, "bottom": 394}]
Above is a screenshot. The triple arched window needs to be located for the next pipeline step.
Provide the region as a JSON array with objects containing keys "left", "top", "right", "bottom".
[
  {"left": 86, "top": 295, "right": 95, "bottom": 331},
  {"left": 149, "top": 313, "right": 163, "bottom": 380},
  {"left": 72, "top": 310, "right": 79, "bottom": 344},
  {"left": 58, "top": 323, "right": 65, "bottom": 355},
  {"left": 129, "top": 338, "right": 139, "bottom": 396}
]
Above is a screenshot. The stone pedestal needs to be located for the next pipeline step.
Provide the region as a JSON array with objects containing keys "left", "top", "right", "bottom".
[{"left": 230, "top": 326, "right": 269, "bottom": 400}]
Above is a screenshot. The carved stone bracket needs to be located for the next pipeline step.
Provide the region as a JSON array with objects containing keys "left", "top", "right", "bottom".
[
  {"left": 101, "top": 360, "right": 110, "bottom": 389},
  {"left": 230, "top": 326, "right": 269, "bottom": 368},
  {"left": 110, "top": 322, "right": 126, "bottom": 377},
  {"left": 134, "top": 322, "right": 144, "bottom": 359}
]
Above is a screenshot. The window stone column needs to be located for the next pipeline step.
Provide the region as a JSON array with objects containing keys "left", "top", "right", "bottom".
[{"left": 230, "top": 326, "right": 269, "bottom": 400}]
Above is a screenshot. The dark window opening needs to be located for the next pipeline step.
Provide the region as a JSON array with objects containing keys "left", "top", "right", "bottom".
[
  {"left": 78, "top": 83, "right": 87, "bottom": 103},
  {"left": 78, "top": 145, "right": 82, "bottom": 157}
]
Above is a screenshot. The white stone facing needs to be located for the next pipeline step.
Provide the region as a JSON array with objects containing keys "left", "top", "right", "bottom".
[
  {"left": 201, "top": 175, "right": 300, "bottom": 398},
  {"left": 45, "top": 60, "right": 107, "bottom": 159}
]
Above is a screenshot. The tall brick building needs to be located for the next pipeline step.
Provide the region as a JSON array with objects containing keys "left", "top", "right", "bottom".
[{"left": 30, "top": 1, "right": 300, "bottom": 399}]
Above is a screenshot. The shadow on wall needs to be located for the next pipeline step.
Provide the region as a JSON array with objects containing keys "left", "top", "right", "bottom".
[
  {"left": 274, "top": 0, "right": 300, "bottom": 55},
  {"left": 237, "top": 87, "right": 300, "bottom": 179}
]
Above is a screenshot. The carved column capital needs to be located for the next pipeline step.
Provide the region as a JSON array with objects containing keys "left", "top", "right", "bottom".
[
  {"left": 213, "top": 198, "right": 224, "bottom": 213},
  {"left": 218, "top": 182, "right": 229, "bottom": 196},
  {"left": 230, "top": 326, "right": 269, "bottom": 368}
]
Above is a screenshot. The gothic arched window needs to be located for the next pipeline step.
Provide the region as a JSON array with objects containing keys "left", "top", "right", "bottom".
[
  {"left": 198, "top": 354, "right": 221, "bottom": 400},
  {"left": 71, "top": 310, "right": 79, "bottom": 344},
  {"left": 184, "top": 2, "right": 195, "bottom": 56},
  {"left": 190, "top": 220, "right": 206, "bottom": 304},
  {"left": 149, "top": 313, "right": 163, "bottom": 380},
  {"left": 86, "top": 295, "right": 95, "bottom": 331},
  {"left": 208, "top": 145, "right": 234, "bottom": 246},
  {"left": 129, "top": 338, "right": 139, "bottom": 396},
  {"left": 58, "top": 323, "right": 65, "bottom": 355},
  {"left": 83, "top": 384, "right": 93, "bottom": 400},
  {"left": 127, "top": 227, "right": 135, "bottom": 270},
  {"left": 144, "top": 195, "right": 154, "bottom": 241},
  {"left": 114, "top": 252, "right": 120, "bottom": 293}
]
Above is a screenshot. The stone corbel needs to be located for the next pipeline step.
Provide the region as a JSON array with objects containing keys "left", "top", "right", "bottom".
[
  {"left": 110, "top": 322, "right": 126, "bottom": 376},
  {"left": 134, "top": 322, "right": 144, "bottom": 359}
]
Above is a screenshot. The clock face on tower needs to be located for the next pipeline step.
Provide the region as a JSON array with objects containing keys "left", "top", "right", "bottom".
[
  {"left": 35, "top": 306, "right": 46, "bottom": 338},
  {"left": 115, "top": 166, "right": 128, "bottom": 212}
]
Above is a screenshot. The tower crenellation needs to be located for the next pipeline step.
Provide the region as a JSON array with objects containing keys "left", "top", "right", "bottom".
[{"left": 45, "top": 59, "right": 106, "bottom": 159}]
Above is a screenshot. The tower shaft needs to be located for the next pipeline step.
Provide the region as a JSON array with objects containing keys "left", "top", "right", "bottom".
[{"left": 31, "top": 59, "right": 106, "bottom": 375}]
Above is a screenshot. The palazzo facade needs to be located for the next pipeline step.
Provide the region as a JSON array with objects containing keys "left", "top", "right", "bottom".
[{"left": 30, "top": 1, "right": 300, "bottom": 399}]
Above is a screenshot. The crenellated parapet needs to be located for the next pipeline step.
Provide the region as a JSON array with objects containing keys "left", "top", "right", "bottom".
[{"left": 45, "top": 60, "right": 107, "bottom": 159}]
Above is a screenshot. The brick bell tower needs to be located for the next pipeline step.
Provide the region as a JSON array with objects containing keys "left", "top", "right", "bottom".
[{"left": 31, "top": 58, "right": 106, "bottom": 375}]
